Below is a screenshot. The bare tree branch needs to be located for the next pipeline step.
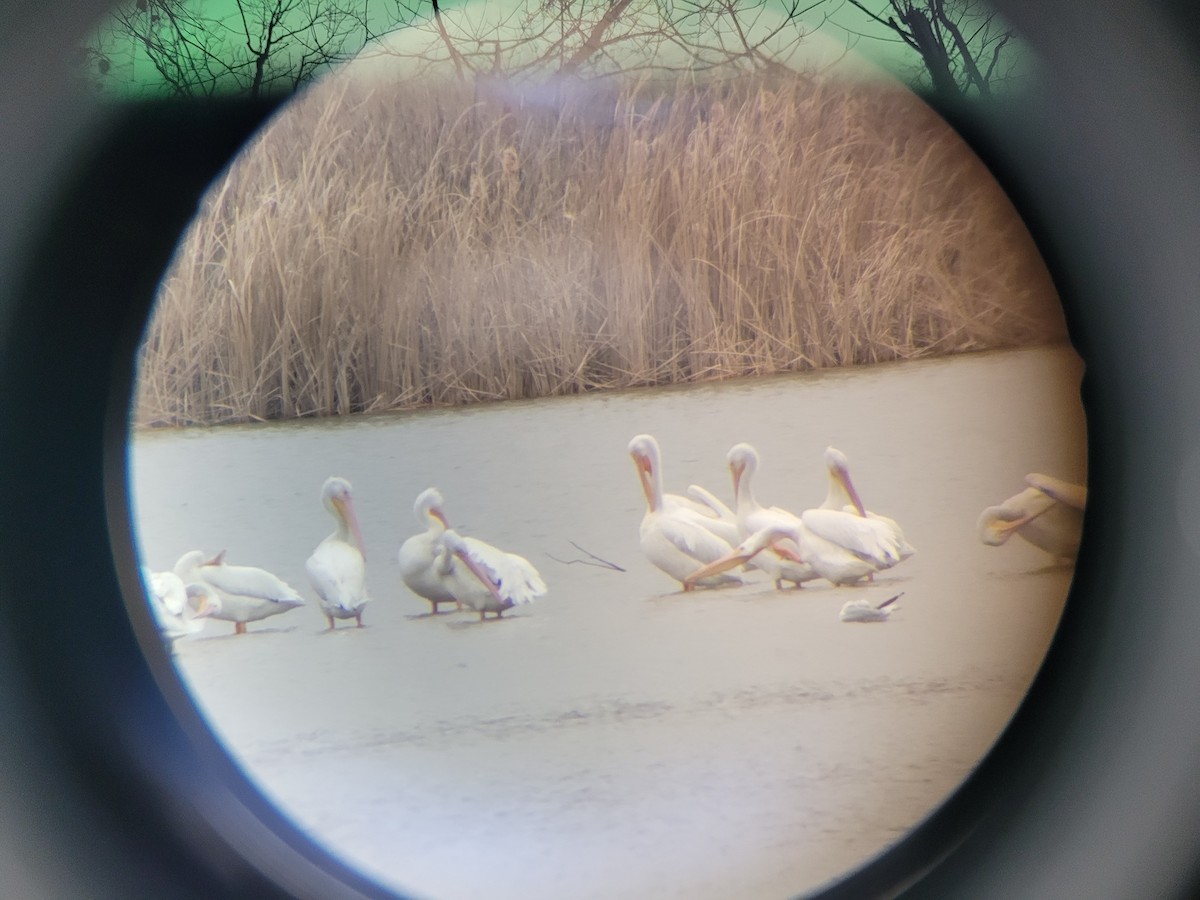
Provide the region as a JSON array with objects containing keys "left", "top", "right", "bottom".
[
  {"left": 559, "top": 0, "right": 635, "bottom": 75},
  {"left": 834, "top": 0, "right": 1019, "bottom": 101},
  {"left": 547, "top": 542, "right": 626, "bottom": 572},
  {"left": 89, "top": 0, "right": 411, "bottom": 98},
  {"left": 85, "top": 0, "right": 1022, "bottom": 101}
]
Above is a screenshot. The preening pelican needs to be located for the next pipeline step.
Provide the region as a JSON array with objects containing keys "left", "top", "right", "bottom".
[
  {"left": 306, "top": 476, "right": 369, "bottom": 629},
  {"left": 627, "top": 435, "right": 741, "bottom": 543},
  {"left": 821, "top": 447, "right": 915, "bottom": 561},
  {"left": 398, "top": 488, "right": 460, "bottom": 614},
  {"left": 682, "top": 524, "right": 809, "bottom": 591},
  {"left": 840, "top": 592, "right": 904, "bottom": 623},
  {"left": 142, "top": 568, "right": 221, "bottom": 643},
  {"left": 629, "top": 434, "right": 743, "bottom": 588},
  {"left": 174, "top": 549, "right": 305, "bottom": 635},
  {"left": 978, "top": 474, "right": 1086, "bottom": 562},
  {"left": 436, "top": 529, "right": 546, "bottom": 621},
  {"left": 728, "top": 442, "right": 902, "bottom": 586}
]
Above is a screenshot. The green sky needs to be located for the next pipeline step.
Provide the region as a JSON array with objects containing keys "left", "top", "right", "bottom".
[{"left": 84, "top": 1, "right": 1029, "bottom": 98}]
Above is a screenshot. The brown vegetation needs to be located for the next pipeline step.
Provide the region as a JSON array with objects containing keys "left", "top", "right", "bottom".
[{"left": 134, "top": 71, "right": 1064, "bottom": 426}]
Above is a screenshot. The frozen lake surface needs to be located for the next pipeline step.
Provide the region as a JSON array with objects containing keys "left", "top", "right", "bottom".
[{"left": 128, "top": 345, "right": 1086, "bottom": 899}]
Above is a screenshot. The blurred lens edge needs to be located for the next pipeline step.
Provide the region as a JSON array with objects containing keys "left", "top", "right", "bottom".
[
  {"left": 0, "top": 3, "right": 393, "bottom": 897},
  {"left": 3, "top": 1, "right": 1200, "bottom": 899}
]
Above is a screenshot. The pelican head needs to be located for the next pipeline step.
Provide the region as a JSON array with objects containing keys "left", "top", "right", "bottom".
[
  {"left": 682, "top": 523, "right": 801, "bottom": 591},
  {"left": 321, "top": 476, "right": 367, "bottom": 560},
  {"left": 824, "top": 446, "right": 867, "bottom": 517},
  {"left": 726, "top": 442, "right": 759, "bottom": 502},
  {"left": 628, "top": 434, "right": 662, "bottom": 512},
  {"left": 977, "top": 505, "right": 1023, "bottom": 545},
  {"left": 824, "top": 446, "right": 850, "bottom": 476},
  {"left": 172, "top": 549, "right": 222, "bottom": 579},
  {"left": 414, "top": 487, "right": 449, "bottom": 529}
]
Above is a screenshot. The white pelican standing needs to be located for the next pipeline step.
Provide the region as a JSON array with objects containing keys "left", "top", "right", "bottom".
[
  {"left": 435, "top": 528, "right": 546, "bottom": 621},
  {"left": 142, "top": 568, "right": 221, "bottom": 643},
  {"left": 628, "top": 434, "right": 743, "bottom": 588},
  {"left": 398, "top": 488, "right": 460, "bottom": 614},
  {"left": 840, "top": 592, "right": 904, "bottom": 623},
  {"left": 627, "top": 435, "right": 741, "bottom": 544},
  {"left": 978, "top": 474, "right": 1086, "bottom": 563},
  {"left": 306, "top": 476, "right": 369, "bottom": 629},
  {"left": 728, "top": 443, "right": 903, "bottom": 586},
  {"left": 174, "top": 550, "right": 305, "bottom": 635},
  {"left": 821, "top": 447, "right": 915, "bottom": 561}
]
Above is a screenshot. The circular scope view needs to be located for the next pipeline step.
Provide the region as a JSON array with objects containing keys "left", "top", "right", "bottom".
[{"left": 117, "top": 3, "right": 1081, "bottom": 897}]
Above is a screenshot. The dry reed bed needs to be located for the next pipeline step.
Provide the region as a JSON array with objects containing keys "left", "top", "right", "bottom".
[{"left": 136, "top": 72, "right": 1064, "bottom": 426}]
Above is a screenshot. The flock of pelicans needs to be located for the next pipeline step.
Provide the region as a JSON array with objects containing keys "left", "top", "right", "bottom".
[{"left": 141, "top": 435, "right": 1087, "bottom": 644}]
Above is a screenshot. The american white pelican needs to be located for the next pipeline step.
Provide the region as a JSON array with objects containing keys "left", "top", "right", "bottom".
[
  {"left": 821, "top": 447, "right": 915, "bottom": 561},
  {"left": 840, "top": 592, "right": 903, "bottom": 623},
  {"left": 627, "top": 435, "right": 741, "bottom": 544},
  {"left": 682, "top": 524, "right": 810, "bottom": 591},
  {"left": 727, "top": 442, "right": 903, "bottom": 586},
  {"left": 436, "top": 528, "right": 546, "bottom": 621},
  {"left": 174, "top": 549, "right": 305, "bottom": 635},
  {"left": 978, "top": 474, "right": 1086, "bottom": 563},
  {"left": 142, "top": 568, "right": 221, "bottom": 643},
  {"left": 398, "top": 488, "right": 461, "bottom": 614},
  {"left": 306, "top": 476, "right": 369, "bottom": 629},
  {"left": 628, "top": 434, "right": 743, "bottom": 588}
]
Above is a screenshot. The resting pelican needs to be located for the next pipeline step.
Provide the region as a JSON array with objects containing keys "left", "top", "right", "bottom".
[
  {"left": 728, "top": 443, "right": 903, "bottom": 585},
  {"left": 629, "top": 434, "right": 743, "bottom": 588},
  {"left": 142, "top": 568, "right": 221, "bottom": 642},
  {"left": 436, "top": 529, "right": 546, "bottom": 621},
  {"left": 174, "top": 549, "right": 305, "bottom": 635},
  {"left": 682, "top": 524, "right": 809, "bottom": 591},
  {"left": 978, "top": 474, "right": 1086, "bottom": 562},
  {"left": 307, "top": 476, "right": 369, "bottom": 629},
  {"left": 821, "top": 447, "right": 915, "bottom": 561},
  {"left": 840, "top": 592, "right": 904, "bottom": 623},
  {"left": 398, "top": 488, "right": 461, "bottom": 614},
  {"left": 627, "top": 435, "right": 741, "bottom": 545}
]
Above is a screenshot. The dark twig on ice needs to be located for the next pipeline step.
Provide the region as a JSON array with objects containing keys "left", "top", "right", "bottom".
[
  {"left": 547, "top": 541, "right": 626, "bottom": 572},
  {"left": 877, "top": 592, "right": 904, "bottom": 610}
]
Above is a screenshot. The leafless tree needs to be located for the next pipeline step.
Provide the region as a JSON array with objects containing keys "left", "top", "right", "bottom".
[
  {"left": 87, "top": 0, "right": 836, "bottom": 97},
  {"left": 88, "top": 0, "right": 394, "bottom": 98},
  {"left": 839, "top": 0, "right": 1018, "bottom": 100},
  {"left": 378, "top": 0, "right": 827, "bottom": 82}
]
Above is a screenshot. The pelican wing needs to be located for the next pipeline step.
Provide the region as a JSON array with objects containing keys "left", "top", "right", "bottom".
[
  {"left": 306, "top": 542, "right": 367, "bottom": 612},
  {"left": 1026, "top": 473, "right": 1087, "bottom": 510},
  {"left": 801, "top": 508, "right": 903, "bottom": 568},
  {"left": 843, "top": 509, "right": 916, "bottom": 560},
  {"left": 739, "top": 504, "right": 801, "bottom": 542},
  {"left": 657, "top": 511, "right": 740, "bottom": 561},
  {"left": 685, "top": 484, "right": 735, "bottom": 520},
  {"left": 682, "top": 485, "right": 742, "bottom": 546},
  {"left": 399, "top": 533, "right": 457, "bottom": 603},
  {"left": 461, "top": 536, "right": 546, "bottom": 605},
  {"left": 202, "top": 562, "right": 305, "bottom": 604},
  {"left": 145, "top": 569, "right": 187, "bottom": 617}
]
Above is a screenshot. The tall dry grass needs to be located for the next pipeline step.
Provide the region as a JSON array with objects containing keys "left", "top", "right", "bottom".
[{"left": 135, "top": 72, "right": 1065, "bottom": 426}]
